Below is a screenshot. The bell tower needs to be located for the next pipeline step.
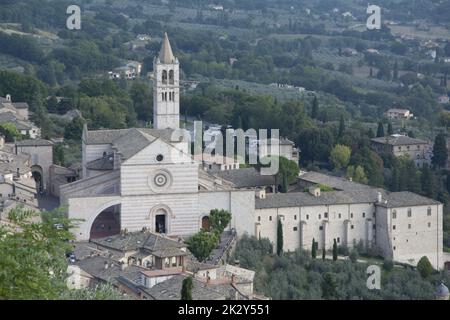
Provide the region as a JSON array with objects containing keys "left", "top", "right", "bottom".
[{"left": 153, "top": 33, "right": 180, "bottom": 130}]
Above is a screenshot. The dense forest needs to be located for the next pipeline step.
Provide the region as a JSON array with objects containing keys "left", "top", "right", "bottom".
[{"left": 233, "top": 235, "right": 450, "bottom": 300}]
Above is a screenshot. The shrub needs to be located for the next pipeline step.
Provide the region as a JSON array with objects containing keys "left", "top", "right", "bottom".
[{"left": 417, "top": 256, "right": 433, "bottom": 278}]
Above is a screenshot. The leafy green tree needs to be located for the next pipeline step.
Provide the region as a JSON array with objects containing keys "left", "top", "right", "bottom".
[
  {"left": 277, "top": 219, "right": 283, "bottom": 256},
  {"left": 186, "top": 230, "right": 218, "bottom": 262},
  {"left": 432, "top": 133, "right": 448, "bottom": 169},
  {"left": 322, "top": 273, "right": 338, "bottom": 299},
  {"left": 181, "top": 276, "right": 193, "bottom": 300},
  {"left": 209, "top": 209, "right": 232, "bottom": 234},
  {"left": 64, "top": 116, "right": 85, "bottom": 141},
  {"left": 274, "top": 157, "right": 299, "bottom": 193},
  {"left": 0, "top": 207, "right": 76, "bottom": 299},
  {"left": 0, "top": 123, "right": 22, "bottom": 142},
  {"left": 376, "top": 122, "right": 385, "bottom": 137},
  {"left": 332, "top": 239, "right": 338, "bottom": 261},
  {"left": 346, "top": 165, "right": 369, "bottom": 183},
  {"left": 62, "top": 283, "right": 126, "bottom": 300},
  {"left": 417, "top": 256, "right": 433, "bottom": 279},
  {"left": 329, "top": 144, "right": 351, "bottom": 170}
]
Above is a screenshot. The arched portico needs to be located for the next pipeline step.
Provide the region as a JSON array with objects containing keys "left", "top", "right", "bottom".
[
  {"left": 89, "top": 203, "right": 121, "bottom": 239},
  {"left": 31, "top": 165, "right": 44, "bottom": 193},
  {"left": 67, "top": 196, "right": 122, "bottom": 241}
]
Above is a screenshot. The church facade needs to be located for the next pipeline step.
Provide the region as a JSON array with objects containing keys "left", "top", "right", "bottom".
[{"left": 61, "top": 34, "right": 445, "bottom": 270}]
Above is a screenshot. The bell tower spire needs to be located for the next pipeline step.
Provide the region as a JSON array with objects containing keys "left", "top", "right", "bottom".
[{"left": 153, "top": 33, "right": 180, "bottom": 130}]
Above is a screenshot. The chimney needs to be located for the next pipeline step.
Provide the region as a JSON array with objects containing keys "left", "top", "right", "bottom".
[
  {"left": 309, "top": 187, "right": 321, "bottom": 197},
  {"left": 377, "top": 192, "right": 382, "bottom": 203},
  {"left": 256, "top": 189, "right": 266, "bottom": 199},
  {"left": 104, "top": 261, "right": 109, "bottom": 270},
  {"left": 121, "top": 262, "right": 127, "bottom": 271}
]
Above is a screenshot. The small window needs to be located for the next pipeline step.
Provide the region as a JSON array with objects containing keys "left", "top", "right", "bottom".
[
  {"left": 337, "top": 237, "right": 340, "bottom": 243},
  {"left": 269, "top": 216, "right": 272, "bottom": 221},
  {"left": 373, "top": 224, "right": 376, "bottom": 229},
  {"left": 351, "top": 225, "right": 354, "bottom": 229},
  {"left": 324, "top": 212, "right": 328, "bottom": 218},
  {"left": 428, "top": 222, "right": 431, "bottom": 228},
  {"left": 427, "top": 208, "right": 431, "bottom": 216},
  {"left": 350, "top": 213, "right": 353, "bottom": 219},
  {"left": 393, "top": 225, "right": 396, "bottom": 230},
  {"left": 319, "top": 214, "right": 321, "bottom": 220},
  {"left": 293, "top": 227, "right": 298, "bottom": 231},
  {"left": 392, "top": 210, "right": 397, "bottom": 219},
  {"left": 362, "top": 212, "right": 366, "bottom": 218},
  {"left": 407, "top": 209, "right": 412, "bottom": 217},
  {"left": 156, "top": 154, "right": 164, "bottom": 162},
  {"left": 257, "top": 216, "right": 261, "bottom": 222},
  {"left": 319, "top": 226, "right": 323, "bottom": 231},
  {"left": 294, "top": 215, "right": 297, "bottom": 220},
  {"left": 306, "top": 214, "right": 309, "bottom": 220},
  {"left": 408, "top": 224, "right": 411, "bottom": 229},
  {"left": 393, "top": 246, "right": 396, "bottom": 251},
  {"left": 338, "top": 213, "right": 341, "bottom": 219}
]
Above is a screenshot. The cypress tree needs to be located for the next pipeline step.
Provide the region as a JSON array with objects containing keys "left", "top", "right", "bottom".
[
  {"left": 311, "top": 238, "right": 317, "bottom": 259},
  {"left": 393, "top": 61, "right": 399, "bottom": 81},
  {"left": 311, "top": 96, "right": 319, "bottom": 119},
  {"left": 387, "top": 122, "right": 393, "bottom": 135},
  {"left": 281, "top": 174, "right": 288, "bottom": 193},
  {"left": 338, "top": 115, "right": 345, "bottom": 137},
  {"left": 181, "top": 276, "right": 193, "bottom": 300},
  {"left": 376, "top": 121, "right": 385, "bottom": 137},
  {"left": 332, "top": 239, "right": 338, "bottom": 261},
  {"left": 322, "top": 247, "right": 326, "bottom": 260},
  {"left": 277, "top": 219, "right": 283, "bottom": 256},
  {"left": 432, "top": 133, "right": 448, "bottom": 169}
]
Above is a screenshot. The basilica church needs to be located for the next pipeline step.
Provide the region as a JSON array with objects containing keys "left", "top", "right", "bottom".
[{"left": 61, "top": 34, "right": 446, "bottom": 270}]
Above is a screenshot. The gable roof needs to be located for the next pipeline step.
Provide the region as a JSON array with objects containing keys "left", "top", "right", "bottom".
[
  {"left": 86, "top": 154, "right": 114, "bottom": 171},
  {"left": 84, "top": 128, "right": 184, "bottom": 160},
  {"left": 214, "top": 168, "right": 275, "bottom": 188},
  {"left": 376, "top": 191, "right": 441, "bottom": 208},
  {"left": 16, "top": 139, "right": 53, "bottom": 147},
  {"left": 143, "top": 274, "right": 228, "bottom": 300},
  {"left": 371, "top": 135, "right": 428, "bottom": 146},
  {"left": 90, "top": 231, "right": 186, "bottom": 254}
]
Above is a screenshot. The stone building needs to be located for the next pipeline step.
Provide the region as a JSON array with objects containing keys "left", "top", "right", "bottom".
[
  {"left": 384, "top": 108, "right": 413, "bottom": 119},
  {"left": 60, "top": 34, "right": 447, "bottom": 270},
  {"left": 370, "top": 134, "right": 430, "bottom": 167},
  {"left": 15, "top": 139, "right": 53, "bottom": 192}
]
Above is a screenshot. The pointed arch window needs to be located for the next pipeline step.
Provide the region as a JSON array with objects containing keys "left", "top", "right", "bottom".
[
  {"left": 169, "top": 70, "right": 174, "bottom": 84},
  {"left": 162, "top": 70, "right": 168, "bottom": 84}
]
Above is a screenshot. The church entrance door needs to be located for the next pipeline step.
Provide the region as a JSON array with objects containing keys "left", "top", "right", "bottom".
[
  {"left": 202, "top": 216, "right": 211, "bottom": 231},
  {"left": 155, "top": 214, "right": 166, "bottom": 234}
]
